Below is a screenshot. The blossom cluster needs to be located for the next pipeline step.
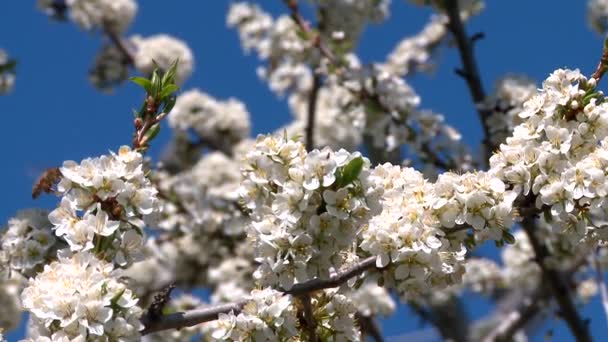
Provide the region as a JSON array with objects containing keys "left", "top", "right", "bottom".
[
  {"left": 482, "top": 75, "right": 538, "bottom": 146},
  {"left": 152, "top": 151, "right": 251, "bottom": 288},
  {"left": 38, "top": 0, "right": 137, "bottom": 33},
  {"left": 1, "top": 209, "right": 58, "bottom": 276},
  {"left": 360, "top": 163, "right": 516, "bottom": 298},
  {"left": 168, "top": 89, "right": 251, "bottom": 148},
  {"left": 241, "top": 134, "right": 383, "bottom": 289},
  {"left": 588, "top": 0, "right": 608, "bottom": 35},
  {"left": 490, "top": 69, "right": 608, "bottom": 246},
  {"left": 210, "top": 288, "right": 361, "bottom": 341},
  {"left": 211, "top": 288, "right": 300, "bottom": 341},
  {"left": 22, "top": 251, "right": 142, "bottom": 341},
  {"left": 49, "top": 146, "right": 160, "bottom": 267},
  {"left": 348, "top": 280, "right": 396, "bottom": 318},
  {"left": 315, "top": 0, "right": 390, "bottom": 44}
]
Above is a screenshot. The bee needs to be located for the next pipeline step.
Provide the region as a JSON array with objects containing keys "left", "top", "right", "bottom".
[{"left": 32, "top": 167, "right": 61, "bottom": 199}]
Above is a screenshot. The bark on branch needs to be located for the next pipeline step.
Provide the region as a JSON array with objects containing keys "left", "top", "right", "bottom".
[
  {"left": 443, "top": 0, "right": 492, "bottom": 163},
  {"left": 140, "top": 256, "right": 379, "bottom": 335},
  {"left": 521, "top": 217, "right": 592, "bottom": 342}
]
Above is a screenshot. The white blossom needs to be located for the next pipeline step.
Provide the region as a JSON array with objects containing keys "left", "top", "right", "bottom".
[
  {"left": 38, "top": 0, "right": 137, "bottom": 32},
  {"left": 168, "top": 89, "right": 251, "bottom": 147},
  {"left": 131, "top": 34, "right": 194, "bottom": 85},
  {"left": 21, "top": 251, "right": 142, "bottom": 340},
  {"left": 1, "top": 209, "right": 58, "bottom": 276}
]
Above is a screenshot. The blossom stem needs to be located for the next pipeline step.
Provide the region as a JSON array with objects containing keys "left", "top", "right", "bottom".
[
  {"left": 521, "top": 217, "right": 592, "bottom": 342},
  {"left": 140, "top": 256, "right": 379, "bottom": 335}
]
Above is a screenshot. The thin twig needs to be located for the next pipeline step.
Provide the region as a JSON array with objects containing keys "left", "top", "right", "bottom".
[
  {"left": 305, "top": 72, "right": 322, "bottom": 151},
  {"left": 484, "top": 290, "right": 549, "bottom": 342},
  {"left": 521, "top": 216, "right": 592, "bottom": 342},
  {"left": 443, "top": 0, "right": 492, "bottom": 163},
  {"left": 356, "top": 313, "right": 385, "bottom": 342},
  {"left": 591, "top": 39, "right": 608, "bottom": 82},
  {"left": 140, "top": 256, "right": 380, "bottom": 335},
  {"left": 103, "top": 23, "right": 135, "bottom": 65}
]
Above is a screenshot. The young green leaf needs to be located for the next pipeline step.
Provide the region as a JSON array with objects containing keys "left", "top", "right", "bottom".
[
  {"left": 144, "top": 123, "right": 161, "bottom": 143},
  {"left": 129, "top": 76, "right": 152, "bottom": 93},
  {"left": 337, "top": 157, "right": 364, "bottom": 187},
  {"left": 160, "top": 84, "right": 179, "bottom": 100}
]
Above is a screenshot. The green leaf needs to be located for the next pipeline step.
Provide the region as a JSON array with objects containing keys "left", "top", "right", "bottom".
[
  {"left": 163, "top": 96, "right": 177, "bottom": 114},
  {"left": 337, "top": 157, "right": 364, "bottom": 187},
  {"left": 129, "top": 76, "right": 152, "bottom": 93},
  {"left": 150, "top": 69, "right": 161, "bottom": 96},
  {"left": 144, "top": 123, "right": 161, "bottom": 142},
  {"left": 161, "top": 59, "right": 179, "bottom": 86},
  {"left": 160, "top": 84, "right": 179, "bottom": 100}
]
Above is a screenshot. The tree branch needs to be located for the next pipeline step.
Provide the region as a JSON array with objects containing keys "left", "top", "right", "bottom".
[
  {"left": 103, "top": 23, "right": 135, "bottom": 65},
  {"left": 299, "top": 294, "right": 318, "bottom": 342},
  {"left": 356, "top": 313, "right": 385, "bottom": 342},
  {"left": 140, "top": 256, "right": 379, "bottom": 335},
  {"left": 443, "top": 0, "right": 492, "bottom": 163},
  {"left": 305, "top": 72, "right": 322, "bottom": 151},
  {"left": 591, "top": 39, "right": 608, "bottom": 82},
  {"left": 521, "top": 216, "right": 592, "bottom": 342},
  {"left": 483, "top": 289, "right": 549, "bottom": 342}
]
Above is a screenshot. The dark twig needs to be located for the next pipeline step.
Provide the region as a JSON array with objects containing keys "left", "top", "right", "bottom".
[
  {"left": 356, "top": 313, "right": 385, "bottom": 342},
  {"left": 521, "top": 216, "right": 592, "bottom": 342},
  {"left": 140, "top": 299, "right": 249, "bottom": 335},
  {"left": 103, "top": 23, "right": 135, "bottom": 65},
  {"left": 305, "top": 72, "right": 322, "bottom": 151},
  {"left": 443, "top": 0, "right": 492, "bottom": 163},
  {"left": 485, "top": 290, "right": 549, "bottom": 342},
  {"left": 299, "top": 294, "right": 318, "bottom": 342},
  {"left": 591, "top": 39, "right": 608, "bottom": 82},
  {"left": 140, "top": 256, "right": 380, "bottom": 335}
]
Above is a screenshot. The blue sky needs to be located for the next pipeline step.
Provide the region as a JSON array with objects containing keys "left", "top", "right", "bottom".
[{"left": 1, "top": 1, "right": 607, "bottom": 341}]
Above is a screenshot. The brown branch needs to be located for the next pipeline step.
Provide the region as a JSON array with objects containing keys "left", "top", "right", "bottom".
[
  {"left": 285, "top": 0, "right": 339, "bottom": 65},
  {"left": 305, "top": 72, "right": 322, "bottom": 151},
  {"left": 140, "top": 299, "right": 249, "bottom": 335},
  {"left": 140, "top": 256, "right": 380, "bottom": 335},
  {"left": 521, "top": 216, "right": 592, "bottom": 342},
  {"left": 591, "top": 39, "right": 608, "bottom": 82},
  {"left": 483, "top": 289, "right": 549, "bottom": 342},
  {"left": 356, "top": 313, "right": 385, "bottom": 342},
  {"left": 103, "top": 23, "right": 135, "bottom": 65},
  {"left": 299, "top": 294, "right": 318, "bottom": 342},
  {"left": 443, "top": 0, "right": 492, "bottom": 164}
]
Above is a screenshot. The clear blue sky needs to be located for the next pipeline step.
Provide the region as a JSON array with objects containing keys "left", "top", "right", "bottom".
[{"left": 1, "top": 1, "right": 606, "bottom": 341}]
